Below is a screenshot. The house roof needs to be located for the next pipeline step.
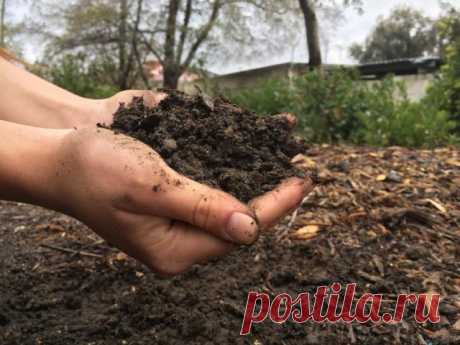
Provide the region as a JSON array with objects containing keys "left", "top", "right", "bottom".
[
  {"left": 214, "top": 57, "right": 443, "bottom": 80},
  {"left": 357, "top": 57, "right": 442, "bottom": 78}
]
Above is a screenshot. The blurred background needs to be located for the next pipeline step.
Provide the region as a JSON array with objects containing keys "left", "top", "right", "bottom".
[{"left": 1, "top": 0, "right": 459, "bottom": 148}]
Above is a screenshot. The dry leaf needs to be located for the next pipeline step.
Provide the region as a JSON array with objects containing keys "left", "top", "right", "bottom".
[
  {"left": 453, "top": 319, "right": 460, "bottom": 331},
  {"left": 424, "top": 199, "right": 447, "bottom": 214},
  {"left": 36, "top": 223, "right": 65, "bottom": 232},
  {"left": 291, "top": 225, "right": 321, "bottom": 240},
  {"left": 115, "top": 252, "right": 129, "bottom": 261},
  {"left": 376, "top": 174, "right": 387, "bottom": 182},
  {"left": 446, "top": 159, "right": 460, "bottom": 167},
  {"left": 291, "top": 154, "right": 317, "bottom": 170}
]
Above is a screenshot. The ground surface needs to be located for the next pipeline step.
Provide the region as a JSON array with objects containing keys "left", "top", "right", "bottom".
[
  {"left": 1, "top": 145, "right": 459, "bottom": 345},
  {"left": 108, "top": 92, "right": 304, "bottom": 202}
]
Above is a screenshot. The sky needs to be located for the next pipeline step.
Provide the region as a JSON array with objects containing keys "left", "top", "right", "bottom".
[
  {"left": 217, "top": 0, "right": 459, "bottom": 74},
  {"left": 9, "top": 0, "right": 460, "bottom": 75}
]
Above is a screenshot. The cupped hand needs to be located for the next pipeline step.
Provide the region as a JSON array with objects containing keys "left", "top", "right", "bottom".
[
  {"left": 53, "top": 127, "right": 311, "bottom": 276},
  {"left": 91, "top": 90, "right": 167, "bottom": 126}
]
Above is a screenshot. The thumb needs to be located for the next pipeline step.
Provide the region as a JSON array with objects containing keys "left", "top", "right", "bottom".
[{"left": 140, "top": 168, "right": 260, "bottom": 245}]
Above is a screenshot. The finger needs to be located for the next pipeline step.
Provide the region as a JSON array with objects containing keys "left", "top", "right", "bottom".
[
  {"left": 147, "top": 221, "right": 235, "bottom": 276},
  {"left": 105, "top": 214, "right": 234, "bottom": 276},
  {"left": 141, "top": 167, "right": 260, "bottom": 246},
  {"left": 116, "top": 90, "right": 167, "bottom": 108},
  {"left": 249, "top": 177, "right": 313, "bottom": 230},
  {"left": 273, "top": 112, "right": 297, "bottom": 129}
]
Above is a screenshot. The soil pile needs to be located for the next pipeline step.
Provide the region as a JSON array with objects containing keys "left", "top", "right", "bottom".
[{"left": 108, "top": 91, "right": 306, "bottom": 202}]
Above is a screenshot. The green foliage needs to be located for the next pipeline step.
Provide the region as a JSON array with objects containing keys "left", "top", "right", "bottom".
[
  {"left": 36, "top": 53, "right": 119, "bottom": 98},
  {"left": 350, "top": 6, "right": 438, "bottom": 63},
  {"left": 228, "top": 79, "right": 292, "bottom": 115},
  {"left": 288, "top": 69, "right": 367, "bottom": 142},
  {"left": 355, "top": 92, "right": 456, "bottom": 147},
  {"left": 227, "top": 68, "right": 457, "bottom": 148},
  {"left": 424, "top": 8, "right": 460, "bottom": 133}
]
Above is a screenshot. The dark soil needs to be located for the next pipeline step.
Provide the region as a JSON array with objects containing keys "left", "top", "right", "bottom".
[
  {"left": 1, "top": 145, "right": 459, "bottom": 345},
  {"left": 107, "top": 91, "right": 305, "bottom": 202}
]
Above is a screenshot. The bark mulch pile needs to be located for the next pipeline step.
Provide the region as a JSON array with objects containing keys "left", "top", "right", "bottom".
[{"left": 1, "top": 145, "right": 459, "bottom": 345}]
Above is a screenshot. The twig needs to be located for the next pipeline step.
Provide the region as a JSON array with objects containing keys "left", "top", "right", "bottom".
[
  {"left": 40, "top": 244, "right": 103, "bottom": 259},
  {"left": 348, "top": 323, "right": 357, "bottom": 344},
  {"left": 288, "top": 195, "right": 311, "bottom": 228}
]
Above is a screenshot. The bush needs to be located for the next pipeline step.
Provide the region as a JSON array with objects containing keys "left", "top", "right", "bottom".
[
  {"left": 289, "top": 69, "right": 368, "bottom": 142},
  {"left": 32, "top": 53, "right": 119, "bottom": 99},
  {"left": 424, "top": 9, "right": 460, "bottom": 134},
  {"left": 228, "top": 78, "right": 292, "bottom": 115},
  {"left": 227, "top": 68, "right": 457, "bottom": 148}
]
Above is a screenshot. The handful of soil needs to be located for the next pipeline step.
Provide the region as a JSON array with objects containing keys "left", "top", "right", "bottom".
[{"left": 108, "top": 90, "right": 306, "bottom": 202}]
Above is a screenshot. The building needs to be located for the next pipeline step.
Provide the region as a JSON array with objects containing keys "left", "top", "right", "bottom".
[{"left": 205, "top": 57, "right": 442, "bottom": 101}]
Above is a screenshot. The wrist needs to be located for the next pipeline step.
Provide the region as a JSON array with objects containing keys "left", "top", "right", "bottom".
[
  {"left": 0, "top": 58, "right": 105, "bottom": 128},
  {"left": 36, "top": 93, "right": 101, "bottom": 129},
  {"left": 0, "top": 120, "right": 71, "bottom": 210}
]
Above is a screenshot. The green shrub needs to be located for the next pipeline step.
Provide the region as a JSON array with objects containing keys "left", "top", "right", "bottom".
[
  {"left": 355, "top": 98, "right": 457, "bottom": 147},
  {"left": 289, "top": 69, "right": 368, "bottom": 142},
  {"left": 227, "top": 68, "right": 457, "bottom": 148},
  {"left": 228, "top": 78, "right": 292, "bottom": 115},
  {"left": 424, "top": 9, "right": 460, "bottom": 133},
  {"left": 33, "top": 53, "right": 119, "bottom": 99}
]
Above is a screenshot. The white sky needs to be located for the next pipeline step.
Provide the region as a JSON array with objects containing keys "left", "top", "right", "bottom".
[
  {"left": 11, "top": 0, "right": 460, "bottom": 75},
  {"left": 218, "top": 0, "right": 459, "bottom": 74}
]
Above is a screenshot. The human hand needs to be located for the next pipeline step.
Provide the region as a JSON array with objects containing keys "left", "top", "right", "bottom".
[
  {"left": 90, "top": 90, "right": 167, "bottom": 126},
  {"left": 52, "top": 127, "right": 311, "bottom": 275}
]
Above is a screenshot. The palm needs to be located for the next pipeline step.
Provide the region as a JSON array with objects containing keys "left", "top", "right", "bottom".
[{"left": 58, "top": 127, "right": 311, "bottom": 275}]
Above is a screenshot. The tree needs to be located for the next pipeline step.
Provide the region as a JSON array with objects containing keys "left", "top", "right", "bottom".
[
  {"left": 350, "top": 7, "right": 439, "bottom": 63},
  {"left": 38, "top": 0, "right": 280, "bottom": 89},
  {"left": 0, "top": 0, "right": 25, "bottom": 53},
  {"left": 298, "top": 0, "right": 321, "bottom": 68},
  {"left": 296, "top": 0, "right": 361, "bottom": 69},
  {"left": 39, "top": 0, "right": 147, "bottom": 90},
  {"left": 0, "top": 0, "right": 6, "bottom": 47},
  {"left": 33, "top": 0, "right": 359, "bottom": 88},
  {"left": 144, "top": 0, "right": 222, "bottom": 89}
]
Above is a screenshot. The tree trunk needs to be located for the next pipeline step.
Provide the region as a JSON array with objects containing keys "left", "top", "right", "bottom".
[
  {"left": 118, "top": 0, "right": 128, "bottom": 89},
  {"left": 0, "top": 0, "right": 6, "bottom": 47},
  {"left": 163, "top": 66, "right": 180, "bottom": 89},
  {"left": 298, "top": 0, "right": 322, "bottom": 69},
  {"left": 163, "top": 0, "right": 180, "bottom": 88}
]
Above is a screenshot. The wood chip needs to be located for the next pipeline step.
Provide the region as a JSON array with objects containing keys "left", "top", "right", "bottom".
[{"left": 291, "top": 225, "right": 321, "bottom": 241}]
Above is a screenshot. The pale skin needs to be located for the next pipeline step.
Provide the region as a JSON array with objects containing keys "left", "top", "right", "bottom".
[{"left": 0, "top": 58, "right": 312, "bottom": 276}]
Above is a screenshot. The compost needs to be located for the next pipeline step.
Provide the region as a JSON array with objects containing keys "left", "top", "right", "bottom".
[
  {"left": 107, "top": 91, "right": 306, "bottom": 202},
  {"left": 1, "top": 145, "right": 459, "bottom": 344}
]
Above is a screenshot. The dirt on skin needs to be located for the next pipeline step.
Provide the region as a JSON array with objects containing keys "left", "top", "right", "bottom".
[{"left": 107, "top": 91, "right": 306, "bottom": 202}]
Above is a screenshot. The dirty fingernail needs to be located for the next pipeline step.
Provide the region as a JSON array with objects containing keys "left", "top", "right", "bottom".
[{"left": 226, "top": 212, "right": 259, "bottom": 245}]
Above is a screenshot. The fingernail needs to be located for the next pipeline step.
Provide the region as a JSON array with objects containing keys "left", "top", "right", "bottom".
[{"left": 226, "top": 212, "right": 259, "bottom": 245}]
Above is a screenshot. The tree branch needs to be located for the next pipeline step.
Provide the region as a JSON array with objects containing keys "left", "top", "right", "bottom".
[
  {"left": 298, "top": 0, "right": 322, "bottom": 68},
  {"left": 139, "top": 32, "right": 164, "bottom": 64},
  {"left": 176, "top": 0, "right": 192, "bottom": 65},
  {"left": 164, "top": 0, "right": 181, "bottom": 67},
  {"left": 125, "top": 0, "right": 144, "bottom": 88},
  {"left": 182, "top": 0, "right": 221, "bottom": 70}
]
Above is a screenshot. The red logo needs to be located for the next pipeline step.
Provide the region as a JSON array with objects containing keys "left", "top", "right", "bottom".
[{"left": 240, "top": 283, "right": 440, "bottom": 335}]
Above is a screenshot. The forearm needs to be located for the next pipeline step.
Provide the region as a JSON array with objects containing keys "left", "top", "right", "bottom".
[
  {"left": 0, "top": 120, "right": 69, "bottom": 210},
  {"left": 0, "top": 58, "right": 99, "bottom": 128}
]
